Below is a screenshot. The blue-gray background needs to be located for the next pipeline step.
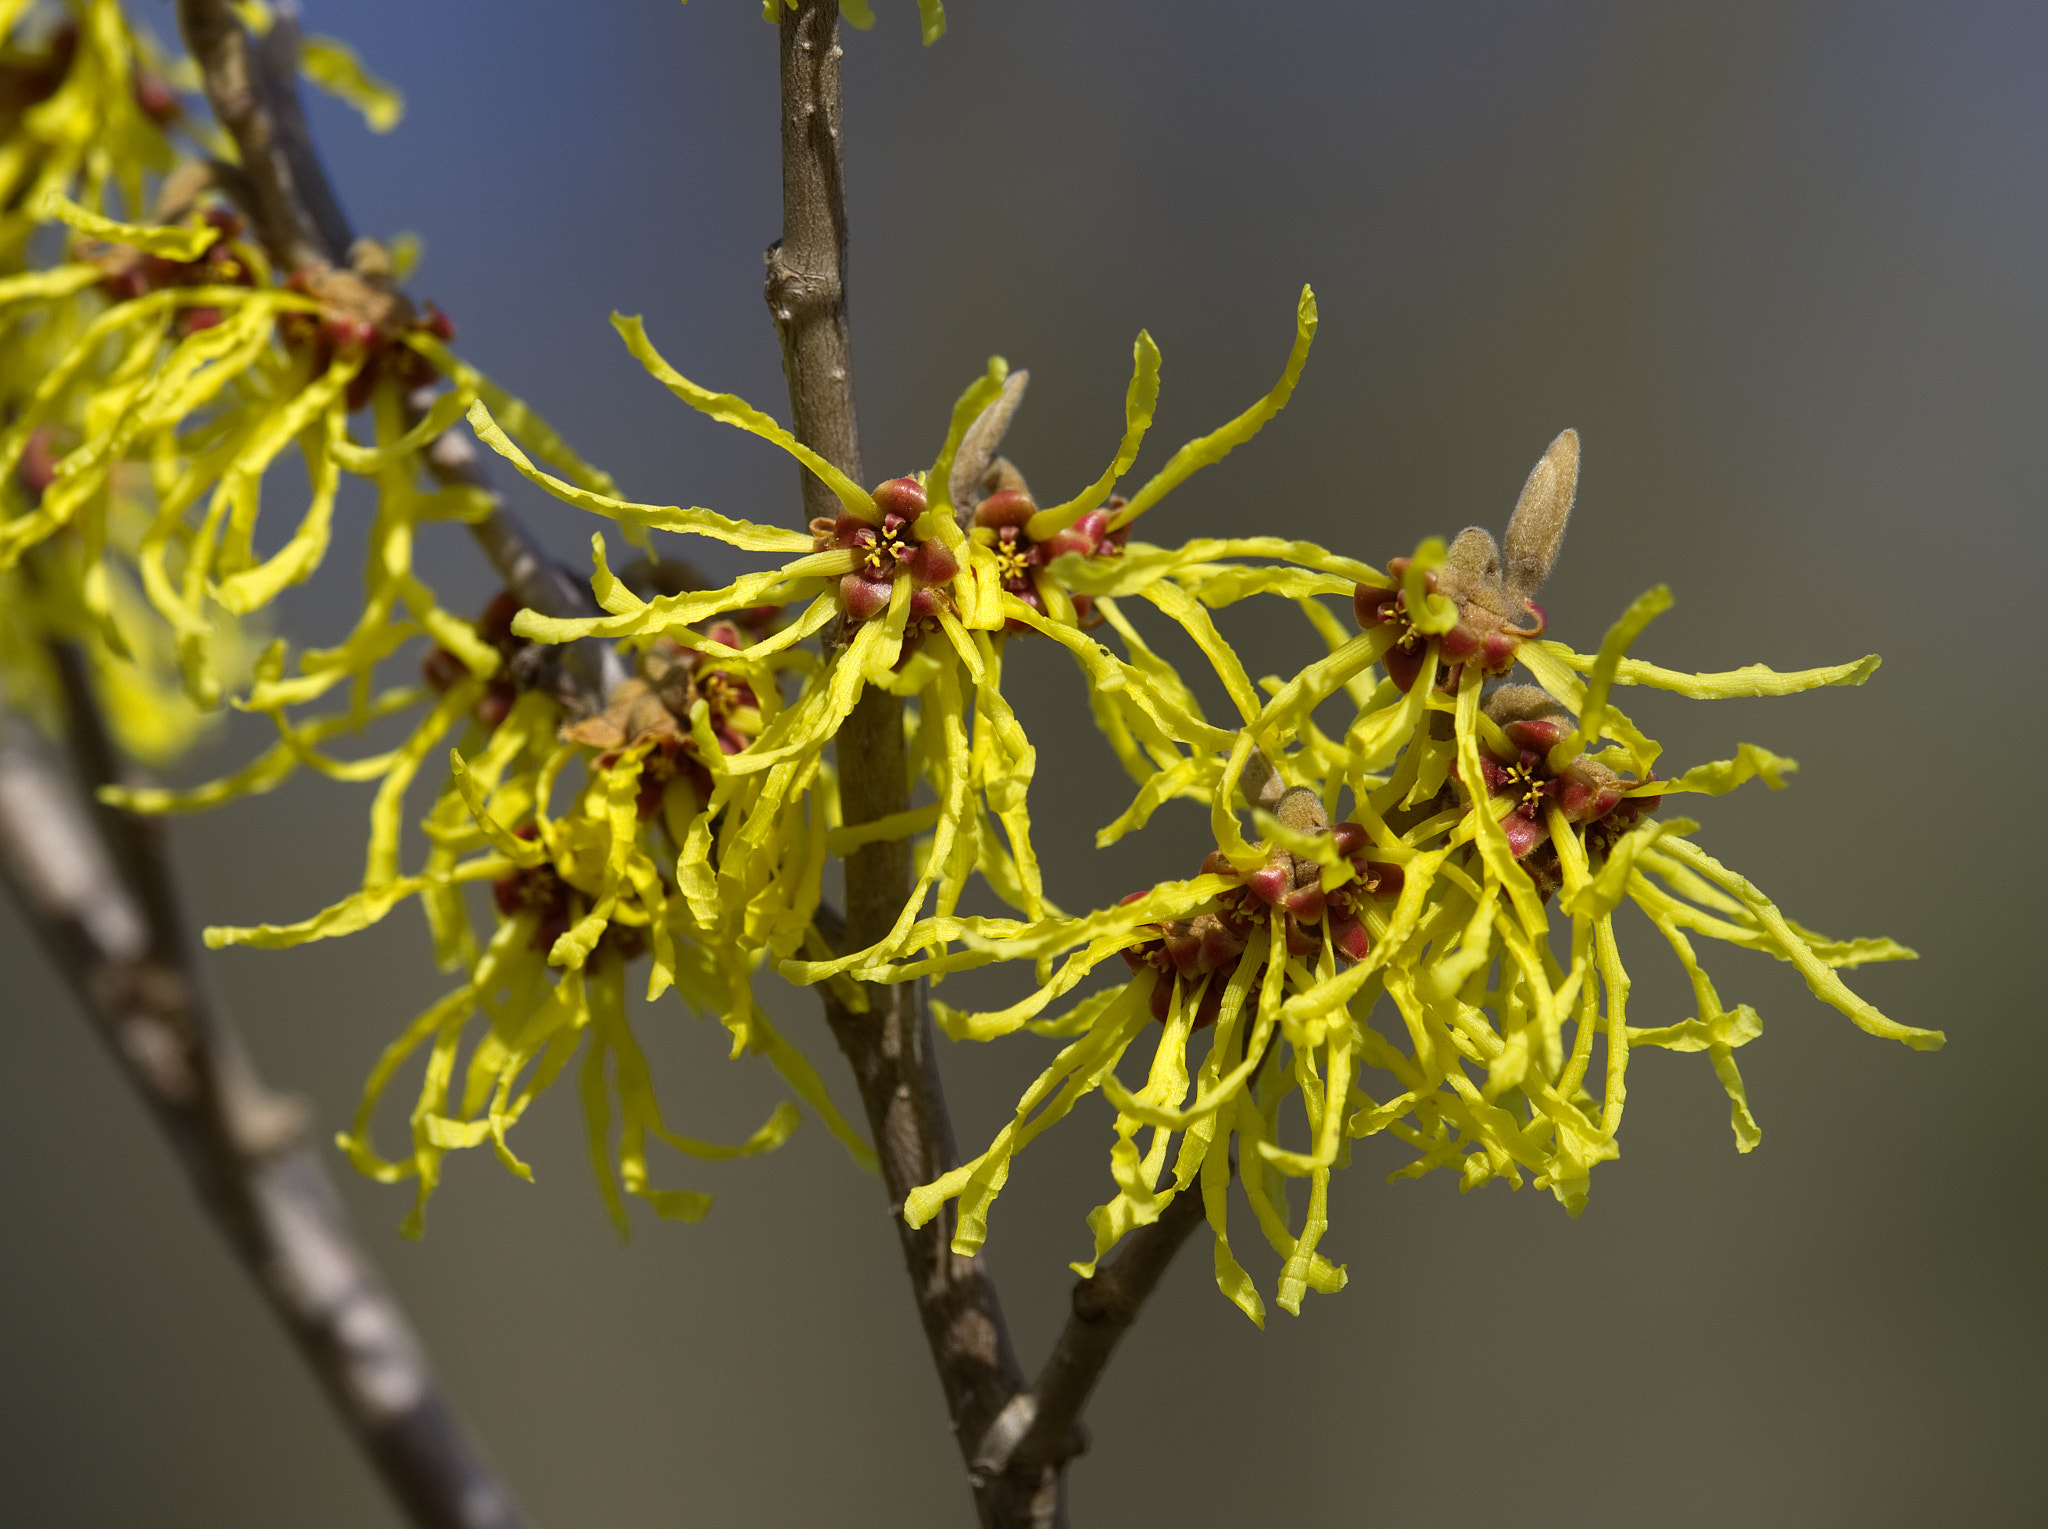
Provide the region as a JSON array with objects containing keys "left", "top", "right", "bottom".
[{"left": 4, "top": 2, "right": 2043, "bottom": 1524}]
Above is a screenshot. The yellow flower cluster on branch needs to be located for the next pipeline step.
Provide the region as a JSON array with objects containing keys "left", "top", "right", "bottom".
[
  {"left": 827, "top": 433, "right": 1936, "bottom": 1324},
  {"left": 3, "top": 0, "right": 1934, "bottom": 1281}
]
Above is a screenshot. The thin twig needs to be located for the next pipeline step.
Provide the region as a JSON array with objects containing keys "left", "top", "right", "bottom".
[
  {"left": 0, "top": 678, "right": 526, "bottom": 1529},
  {"left": 995, "top": 1190, "right": 1209, "bottom": 1481}
]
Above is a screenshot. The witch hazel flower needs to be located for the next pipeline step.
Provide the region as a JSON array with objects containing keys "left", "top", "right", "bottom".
[
  {"left": 1354, "top": 429, "right": 1576, "bottom": 692},
  {"left": 939, "top": 370, "right": 1129, "bottom": 632},
  {"left": 812, "top": 472, "right": 959, "bottom": 638},
  {"left": 1121, "top": 779, "right": 1403, "bottom": 1024},
  {"left": 1463, "top": 681, "right": 1662, "bottom": 889}
]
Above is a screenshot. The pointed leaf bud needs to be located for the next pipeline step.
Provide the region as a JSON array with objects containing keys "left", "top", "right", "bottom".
[{"left": 1502, "top": 428, "right": 1577, "bottom": 605}]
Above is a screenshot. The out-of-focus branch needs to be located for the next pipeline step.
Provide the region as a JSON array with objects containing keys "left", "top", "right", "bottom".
[
  {"left": 175, "top": 0, "right": 332, "bottom": 271},
  {"left": 0, "top": 673, "right": 526, "bottom": 1529},
  {"left": 412, "top": 388, "right": 628, "bottom": 707},
  {"left": 180, "top": 0, "right": 622, "bottom": 709}
]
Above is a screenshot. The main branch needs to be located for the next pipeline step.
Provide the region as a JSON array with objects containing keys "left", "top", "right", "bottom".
[{"left": 762, "top": 4, "right": 1055, "bottom": 1524}]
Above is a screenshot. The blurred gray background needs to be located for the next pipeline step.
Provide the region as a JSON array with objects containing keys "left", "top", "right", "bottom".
[{"left": 4, "top": 1, "right": 2043, "bottom": 1524}]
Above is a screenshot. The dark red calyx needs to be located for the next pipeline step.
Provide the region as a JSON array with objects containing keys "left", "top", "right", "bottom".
[
  {"left": 821, "top": 514, "right": 871, "bottom": 551},
  {"left": 1499, "top": 812, "right": 1550, "bottom": 859},
  {"left": 838, "top": 573, "right": 893, "bottom": 622},
  {"left": 491, "top": 851, "right": 570, "bottom": 948},
  {"left": 1382, "top": 641, "right": 1427, "bottom": 693},
  {"left": 1503, "top": 717, "right": 1569, "bottom": 754},
  {"left": 1480, "top": 630, "right": 1521, "bottom": 669},
  {"left": 475, "top": 686, "right": 514, "bottom": 730},
  {"left": 1331, "top": 914, "right": 1372, "bottom": 963},
  {"left": 421, "top": 646, "right": 467, "bottom": 692},
  {"left": 870, "top": 476, "right": 927, "bottom": 521},
  {"left": 908, "top": 539, "right": 958, "bottom": 586},
  {"left": 133, "top": 69, "right": 179, "bottom": 124},
  {"left": 1283, "top": 882, "right": 1327, "bottom": 923},
  {"left": 1243, "top": 862, "right": 1291, "bottom": 906},
  {"left": 1353, "top": 581, "right": 1399, "bottom": 628},
  {"left": 478, "top": 590, "right": 522, "bottom": 646},
  {"left": 907, "top": 584, "right": 955, "bottom": 621},
  {"left": 1439, "top": 622, "right": 1483, "bottom": 663},
  {"left": 973, "top": 488, "right": 1035, "bottom": 528},
  {"left": 17, "top": 426, "right": 59, "bottom": 497}
]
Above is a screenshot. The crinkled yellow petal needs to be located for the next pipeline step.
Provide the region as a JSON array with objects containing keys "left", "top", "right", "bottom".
[
  {"left": 1548, "top": 584, "right": 1673, "bottom": 772},
  {"left": 298, "top": 34, "right": 404, "bottom": 132},
  {"left": 1399, "top": 537, "right": 1458, "bottom": 634},
  {"left": 1658, "top": 837, "right": 1943, "bottom": 1051},
  {"left": 405, "top": 333, "right": 618, "bottom": 496},
  {"left": 1110, "top": 285, "right": 1317, "bottom": 530},
  {"left": 1026, "top": 330, "right": 1161, "bottom": 539},
  {"left": 328, "top": 386, "right": 474, "bottom": 474},
  {"left": 32, "top": 188, "right": 217, "bottom": 260},
  {"left": 467, "top": 401, "right": 811, "bottom": 552},
  {"left": 1652, "top": 743, "right": 1799, "bottom": 797},
  {"left": 211, "top": 361, "right": 362, "bottom": 614},
  {"left": 0, "top": 263, "right": 100, "bottom": 307},
  {"left": 1530, "top": 640, "right": 1882, "bottom": 699},
  {"left": 611, "top": 313, "right": 874, "bottom": 521}
]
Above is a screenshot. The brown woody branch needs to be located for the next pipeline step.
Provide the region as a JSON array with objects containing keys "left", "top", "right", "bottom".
[
  {"left": 768, "top": 5, "right": 1201, "bottom": 1525},
  {"left": 992, "top": 1191, "right": 1208, "bottom": 1484},
  {"left": 176, "top": 0, "right": 333, "bottom": 271},
  {"left": 0, "top": 659, "right": 524, "bottom": 1529},
  {"left": 766, "top": 7, "right": 1048, "bottom": 1524}
]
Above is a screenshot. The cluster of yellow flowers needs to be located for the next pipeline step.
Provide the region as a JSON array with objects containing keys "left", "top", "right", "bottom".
[
  {"left": 0, "top": 0, "right": 864, "bottom": 1231},
  {"left": 3, "top": 2, "right": 1936, "bottom": 1308}
]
